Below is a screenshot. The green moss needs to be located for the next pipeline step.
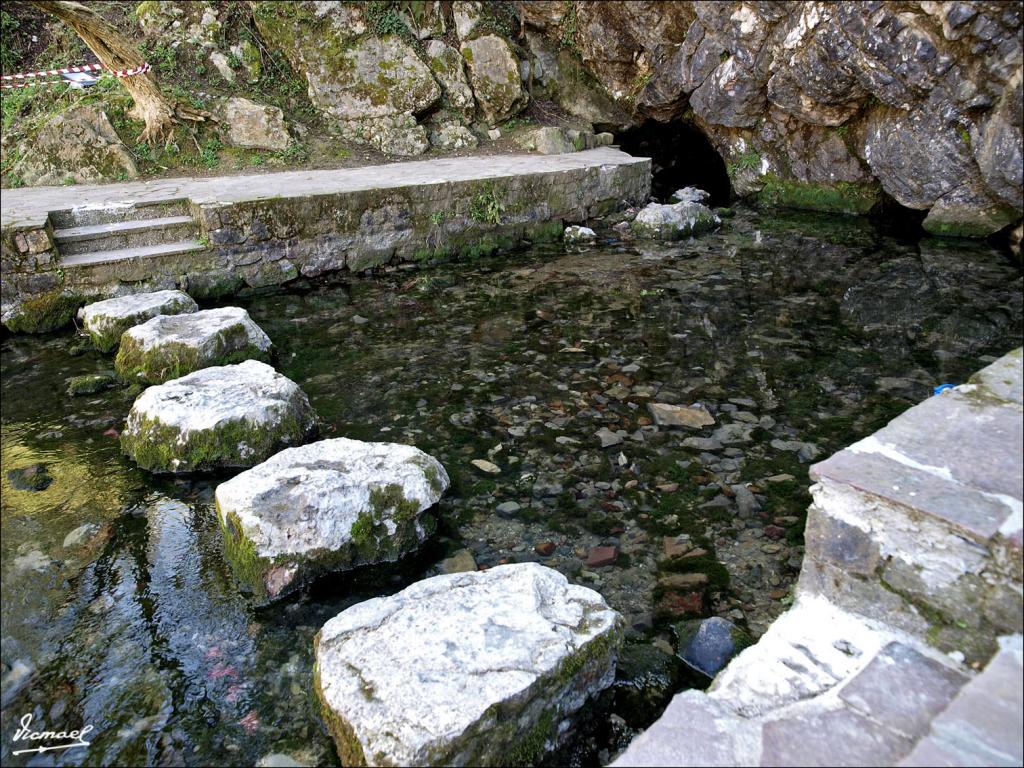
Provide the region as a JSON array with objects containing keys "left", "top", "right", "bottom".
[
  {"left": 66, "top": 373, "right": 116, "bottom": 396},
  {"left": 369, "top": 482, "right": 420, "bottom": 522},
  {"left": 313, "top": 652, "right": 369, "bottom": 767},
  {"left": 349, "top": 511, "right": 375, "bottom": 548},
  {"left": 122, "top": 410, "right": 314, "bottom": 473},
  {"left": 218, "top": 507, "right": 269, "bottom": 594},
  {"left": 114, "top": 325, "right": 272, "bottom": 384},
  {"left": 507, "top": 708, "right": 555, "bottom": 767},
  {"left": 755, "top": 177, "right": 880, "bottom": 215},
  {"left": 529, "top": 220, "right": 564, "bottom": 243},
  {"left": 4, "top": 289, "right": 81, "bottom": 334}
]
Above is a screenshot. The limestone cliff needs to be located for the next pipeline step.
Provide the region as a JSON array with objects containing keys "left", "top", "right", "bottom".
[{"left": 519, "top": 1, "right": 1023, "bottom": 236}]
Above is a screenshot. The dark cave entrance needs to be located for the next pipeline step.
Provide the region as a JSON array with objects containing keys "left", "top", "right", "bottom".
[{"left": 617, "top": 119, "right": 732, "bottom": 207}]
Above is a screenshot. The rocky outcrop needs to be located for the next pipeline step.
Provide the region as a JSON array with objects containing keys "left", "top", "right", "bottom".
[
  {"left": 424, "top": 39, "right": 476, "bottom": 118},
  {"left": 11, "top": 105, "right": 138, "bottom": 187},
  {"left": 121, "top": 360, "right": 317, "bottom": 473},
  {"left": 214, "top": 438, "right": 449, "bottom": 603},
  {"left": 461, "top": 34, "right": 527, "bottom": 125},
  {"left": 218, "top": 97, "right": 290, "bottom": 151},
  {"left": 78, "top": 290, "right": 198, "bottom": 353},
  {"left": 114, "top": 306, "right": 273, "bottom": 384},
  {"left": 314, "top": 562, "right": 623, "bottom": 766},
  {"left": 252, "top": 2, "right": 440, "bottom": 156},
  {"left": 519, "top": 1, "right": 1023, "bottom": 236}
]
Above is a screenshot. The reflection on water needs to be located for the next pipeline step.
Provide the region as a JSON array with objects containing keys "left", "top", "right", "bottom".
[{"left": 2, "top": 208, "right": 1021, "bottom": 766}]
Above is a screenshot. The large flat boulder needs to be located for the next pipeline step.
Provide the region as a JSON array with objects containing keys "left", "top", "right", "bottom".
[
  {"left": 215, "top": 438, "right": 449, "bottom": 603},
  {"left": 79, "top": 290, "right": 198, "bottom": 352},
  {"left": 115, "top": 306, "right": 273, "bottom": 384},
  {"left": 121, "top": 360, "right": 317, "bottom": 473},
  {"left": 314, "top": 562, "right": 623, "bottom": 766}
]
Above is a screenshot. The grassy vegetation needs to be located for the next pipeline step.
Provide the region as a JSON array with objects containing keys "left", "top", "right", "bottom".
[{"left": 0, "top": 2, "right": 334, "bottom": 187}]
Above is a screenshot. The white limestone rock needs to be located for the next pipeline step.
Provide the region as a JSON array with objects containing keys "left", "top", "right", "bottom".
[
  {"left": 115, "top": 306, "right": 273, "bottom": 384},
  {"left": 670, "top": 186, "right": 711, "bottom": 204},
  {"left": 631, "top": 201, "right": 721, "bottom": 240},
  {"left": 215, "top": 438, "right": 449, "bottom": 602},
  {"left": 121, "top": 360, "right": 317, "bottom": 474},
  {"left": 564, "top": 225, "right": 597, "bottom": 243},
  {"left": 314, "top": 562, "right": 623, "bottom": 766},
  {"left": 78, "top": 290, "right": 198, "bottom": 352}
]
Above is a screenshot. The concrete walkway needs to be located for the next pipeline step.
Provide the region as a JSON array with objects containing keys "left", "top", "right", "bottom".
[
  {"left": 0, "top": 148, "right": 645, "bottom": 229},
  {"left": 615, "top": 349, "right": 1024, "bottom": 767}
]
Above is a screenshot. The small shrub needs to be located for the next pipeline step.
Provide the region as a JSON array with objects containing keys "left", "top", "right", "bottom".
[{"left": 470, "top": 186, "right": 505, "bottom": 225}]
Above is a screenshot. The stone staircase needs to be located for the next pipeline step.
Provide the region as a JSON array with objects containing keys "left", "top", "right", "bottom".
[
  {"left": 614, "top": 349, "right": 1024, "bottom": 767},
  {"left": 49, "top": 199, "right": 206, "bottom": 267}
]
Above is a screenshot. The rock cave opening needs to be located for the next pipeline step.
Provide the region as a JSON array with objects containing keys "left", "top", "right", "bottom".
[
  {"left": 868, "top": 192, "right": 928, "bottom": 241},
  {"left": 617, "top": 119, "right": 732, "bottom": 207}
]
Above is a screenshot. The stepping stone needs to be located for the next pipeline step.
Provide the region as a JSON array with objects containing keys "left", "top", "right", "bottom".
[
  {"left": 215, "top": 437, "right": 449, "bottom": 603},
  {"left": 121, "top": 360, "right": 317, "bottom": 473},
  {"left": 78, "top": 290, "right": 198, "bottom": 352},
  {"left": 115, "top": 306, "right": 273, "bottom": 384},
  {"left": 314, "top": 562, "right": 622, "bottom": 767}
]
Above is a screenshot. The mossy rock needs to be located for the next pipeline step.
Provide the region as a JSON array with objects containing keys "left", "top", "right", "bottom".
[
  {"left": 79, "top": 289, "right": 198, "bottom": 352},
  {"left": 121, "top": 360, "right": 317, "bottom": 473},
  {"left": 3, "top": 289, "right": 82, "bottom": 334},
  {"left": 214, "top": 438, "right": 449, "bottom": 603},
  {"left": 114, "top": 306, "right": 272, "bottom": 384},
  {"left": 313, "top": 564, "right": 623, "bottom": 765},
  {"left": 754, "top": 177, "right": 881, "bottom": 216},
  {"left": 66, "top": 373, "right": 116, "bottom": 396}
]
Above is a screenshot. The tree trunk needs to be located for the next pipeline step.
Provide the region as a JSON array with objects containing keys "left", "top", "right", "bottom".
[{"left": 29, "top": 0, "right": 209, "bottom": 143}]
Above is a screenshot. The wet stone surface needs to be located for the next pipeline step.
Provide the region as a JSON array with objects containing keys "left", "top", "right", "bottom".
[{"left": 1, "top": 207, "right": 1021, "bottom": 766}]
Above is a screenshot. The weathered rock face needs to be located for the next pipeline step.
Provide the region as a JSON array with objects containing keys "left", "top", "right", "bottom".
[
  {"left": 518, "top": 1, "right": 1023, "bottom": 235},
  {"left": 115, "top": 306, "right": 273, "bottom": 384},
  {"left": 314, "top": 562, "right": 623, "bottom": 766},
  {"left": 121, "top": 360, "right": 317, "bottom": 473},
  {"left": 78, "top": 290, "right": 198, "bottom": 353},
  {"left": 252, "top": 2, "right": 440, "bottom": 155},
  {"left": 632, "top": 200, "right": 720, "bottom": 240},
  {"left": 461, "top": 34, "right": 527, "bottom": 125},
  {"left": 12, "top": 105, "right": 137, "bottom": 187},
  {"left": 219, "top": 97, "right": 290, "bottom": 151},
  {"left": 425, "top": 40, "right": 476, "bottom": 118},
  {"left": 214, "top": 437, "right": 449, "bottom": 603}
]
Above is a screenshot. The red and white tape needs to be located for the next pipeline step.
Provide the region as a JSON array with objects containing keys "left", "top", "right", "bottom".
[{"left": 1, "top": 62, "right": 150, "bottom": 89}]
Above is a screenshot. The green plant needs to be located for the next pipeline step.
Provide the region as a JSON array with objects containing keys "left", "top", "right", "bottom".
[
  {"left": 62, "top": 175, "right": 76, "bottom": 186},
  {"left": 727, "top": 149, "right": 761, "bottom": 179},
  {"left": 0, "top": 9, "right": 19, "bottom": 73},
  {"left": 227, "top": 52, "right": 242, "bottom": 69},
  {"left": 273, "top": 141, "right": 308, "bottom": 164},
  {"left": 559, "top": 3, "right": 580, "bottom": 54},
  {"left": 470, "top": 186, "right": 505, "bottom": 225},
  {"left": 430, "top": 211, "right": 445, "bottom": 226},
  {"left": 366, "top": 1, "right": 411, "bottom": 39},
  {"left": 201, "top": 138, "right": 223, "bottom": 168}
]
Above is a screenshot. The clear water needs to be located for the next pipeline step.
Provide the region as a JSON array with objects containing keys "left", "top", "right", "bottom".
[{"left": 2, "top": 208, "right": 1021, "bottom": 766}]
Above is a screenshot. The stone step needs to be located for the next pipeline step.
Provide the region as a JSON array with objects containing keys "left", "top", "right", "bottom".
[
  {"left": 54, "top": 215, "right": 197, "bottom": 255},
  {"left": 900, "top": 634, "right": 1023, "bottom": 767},
  {"left": 613, "top": 597, "right": 975, "bottom": 767},
  {"left": 48, "top": 198, "right": 191, "bottom": 228},
  {"left": 61, "top": 239, "right": 208, "bottom": 268}
]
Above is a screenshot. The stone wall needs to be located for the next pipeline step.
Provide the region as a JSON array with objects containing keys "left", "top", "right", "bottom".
[{"left": 0, "top": 152, "right": 650, "bottom": 332}]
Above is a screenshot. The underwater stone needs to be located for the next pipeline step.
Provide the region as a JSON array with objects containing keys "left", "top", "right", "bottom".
[
  {"left": 674, "top": 617, "right": 752, "bottom": 678},
  {"left": 215, "top": 437, "right": 448, "bottom": 603},
  {"left": 115, "top": 306, "right": 273, "bottom": 384},
  {"left": 121, "top": 360, "right": 317, "bottom": 474},
  {"left": 79, "top": 290, "right": 198, "bottom": 352},
  {"left": 314, "top": 562, "right": 622, "bottom": 766}
]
